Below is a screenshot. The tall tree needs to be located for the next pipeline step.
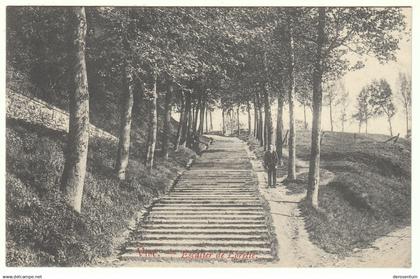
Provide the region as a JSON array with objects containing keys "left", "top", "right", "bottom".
[
  {"left": 247, "top": 100, "right": 252, "bottom": 136},
  {"left": 113, "top": 10, "right": 139, "bottom": 181},
  {"left": 209, "top": 109, "right": 213, "bottom": 131},
  {"left": 276, "top": 83, "right": 285, "bottom": 165},
  {"left": 114, "top": 64, "right": 135, "bottom": 180},
  {"left": 174, "top": 89, "right": 185, "bottom": 151},
  {"left": 356, "top": 86, "right": 375, "bottom": 134},
  {"left": 198, "top": 90, "right": 206, "bottom": 135},
  {"left": 324, "top": 81, "right": 339, "bottom": 132},
  {"left": 369, "top": 79, "right": 396, "bottom": 136},
  {"left": 337, "top": 86, "right": 350, "bottom": 132},
  {"left": 286, "top": 11, "right": 297, "bottom": 180},
  {"left": 307, "top": 7, "right": 326, "bottom": 209},
  {"left": 222, "top": 108, "right": 226, "bottom": 135},
  {"left": 263, "top": 51, "right": 273, "bottom": 150},
  {"left": 162, "top": 81, "right": 174, "bottom": 159},
  {"left": 237, "top": 104, "right": 241, "bottom": 135},
  {"left": 145, "top": 72, "right": 158, "bottom": 173},
  {"left": 60, "top": 7, "right": 89, "bottom": 213},
  {"left": 306, "top": 7, "right": 405, "bottom": 209},
  {"left": 397, "top": 72, "right": 411, "bottom": 136}
]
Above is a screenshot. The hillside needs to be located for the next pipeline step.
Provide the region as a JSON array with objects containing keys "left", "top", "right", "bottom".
[
  {"left": 243, "top": 130, "right": 411, "bottom": 255},
  {"left": 6, "top": 89, "right": 196, "bottom": 266}
]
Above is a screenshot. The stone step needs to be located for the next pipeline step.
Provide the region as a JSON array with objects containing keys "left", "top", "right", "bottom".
[
  {"left": 159, "top": 195, "right": 260, "bottom": 202},
  {"left": 174, "top": 185, "right": 252, "bottom": 188},
  {"left": 166, "top": 194, "right": 257, "bottom": 198},
  {"left": 151, "top": 209, "right": 263, "bottom": 213},
  {"left": 148, "top": 213, "right": 266, "bottom": 219},
  {"left": 176, "top": 186, "right": 254, "bottom": 189},
  {"left": 136, "top": 234, "right": 269, "bottom": 240},
  {"left": 149, "top": 213, "right": 264, "bottom": 218},
  {"left": 170, "top": 191, "right": 256, "bottom": 195},
  {"left": 123, "top": 245, "right": 271, "bottom": 254},
  {"left": 140, "top": 224, "right": 268, "bottom": 229},
  {"left": 152, "top": 205, "right": 263, "bottom": 209},
  {"left": 128, "top": 239, "right": 270, "bottom": 247},
  {"left": 135, "top": 228, "right": 268, "bottom": 234},
  {"left": 120, "top": 251, "right": 273, "bottom": 262},
  {"left": 172, "top": 189, "right": 253, "bottom": 192},
  {"left": 147, "top": 215, "right": 266, "bottom": 221},
  {"left": 150, "top": 210, "right": 264, "bottom": 214},
  {"left": 145, "top": 220, "right": 266, "bottom": 225},
  {"left": 179, "top": 182, "right": 253, "bottom": 184},
  {"left": 155, "top": 203, "right": 261, "bottom": 207}
]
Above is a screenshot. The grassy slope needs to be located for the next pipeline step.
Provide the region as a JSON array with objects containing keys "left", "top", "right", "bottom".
[
  {"left": 242, "top": 130, "right": 411, "bottom": 256},
  {"left": 6, "top": 118, "right": 195, "bottom": 266}
]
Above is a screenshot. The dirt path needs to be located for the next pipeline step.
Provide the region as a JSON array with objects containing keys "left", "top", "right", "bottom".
[{"left": 245, "top": 138, "right": 411, "bottom": 268}]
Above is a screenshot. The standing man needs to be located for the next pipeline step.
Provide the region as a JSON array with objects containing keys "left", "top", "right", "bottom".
[{"left": 264, "top": 144, "right": 278, "bottom": 188}]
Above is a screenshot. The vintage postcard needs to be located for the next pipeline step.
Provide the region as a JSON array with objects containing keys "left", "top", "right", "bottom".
[{"left": 1, "top": 2, "right": 418, "bottom": 279}]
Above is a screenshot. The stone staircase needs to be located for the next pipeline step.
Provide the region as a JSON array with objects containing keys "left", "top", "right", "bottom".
[{"left": 119, "top": 136, "right": 276, "bottom": 263}]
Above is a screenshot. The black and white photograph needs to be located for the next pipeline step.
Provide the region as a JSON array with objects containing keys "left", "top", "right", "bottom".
[{"left": 1, "top": 2, "right": 417, "bottom": 278}]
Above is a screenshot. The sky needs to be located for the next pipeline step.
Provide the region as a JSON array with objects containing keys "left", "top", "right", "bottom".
[{"left": 199, "top": 7, "right": 412, "bottom": 137}]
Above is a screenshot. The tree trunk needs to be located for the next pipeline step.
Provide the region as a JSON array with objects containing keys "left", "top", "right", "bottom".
[
  {"left": 222, "top": 108, "right": 226, "bottom": 135},
  {"left": 247, "top": 101, "right": 252, "bottom": 136},
  {"left": 276, "top": 88, "right": 284, "bottom": 165},
  {"left": 253, "top": 96, "right": 258, "bottom": 138},
  {"left": 329, "top": 99, "right": 334, "bottom": 132},
  {"left": 365, "top": 119, "right": 368, "bottom": 134},
  {"left": 257, "top": 93, "right": 264, "bottom": 147},
  {"left": 191, "top": 106, "right": 196, "bottom": 133},
  {"left": 205, "top": 106, "right": 208, "bottom": 133},
  {"left": 286, "top": 16, "right": 296, "bottom": 180},
  {"left": 405, "top": 106, "right": 409, "bottom": 136},
  {"left": 228, "top": 109, "right": 232, "bottom": 135},
  {"left": 237, "top": 104, "right": 240, "bottom": 136},
  {"left": 388, "top": 116, "right": 393, "bottom": 137},
  {"left": 263, "top": 105, "right": 267, "bottom": 151},
  {"left": 60, "top": 7, "right": 89, "bottom": 213},
  {"left": 186, "top": 100, "right": 193, "bottom": 148},
  {"left": 198, "top": 93, "right": 206, "bottom": 135},
  {"left": 194, "top": 96, "right": 201, "bottom": 133},
  {"left": 162, "top": 82, "right": 173, "bottom": 159},
  {"left": 358, "top": 120, "right": 362, "bottom": 133},
  {"left": 263, "top": 83, "right": 273, "bottom": 150},
  {"left": 175, "top": 90, "right": 185, "bottom": 151},
  {"left": 307, "top": 7, "right": 326, "bottom": 209},
  {"left": 303, "top": 103, "right": 308, "bottom": 129},
  {"left": 209, "top": 109, "right": 213, "bottom": 131},
  {"left": 145, "top": 73, "right": 158, "bottom": 173},
  {"left": 115, "top": 63, "right": 134, "bottom": 180},
  {"left": 264, "top": 52, "right": 273, "bottom": 153},
  {"left": 181, "top": 90, "right": 191, "bottom": 146}
]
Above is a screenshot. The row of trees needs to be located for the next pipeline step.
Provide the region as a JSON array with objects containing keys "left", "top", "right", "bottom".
[
  {"left": 216, "top": 8, "right": 406, "bottom": 209},
  {"left": 8, "top": 7, "right": 407, "bottom": 213},
  {"left": 353, "top": 73, "right": 411, "bottom": 137},
  {"left": 63, "top": 7, "right": 408, "bottom": 212}
]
